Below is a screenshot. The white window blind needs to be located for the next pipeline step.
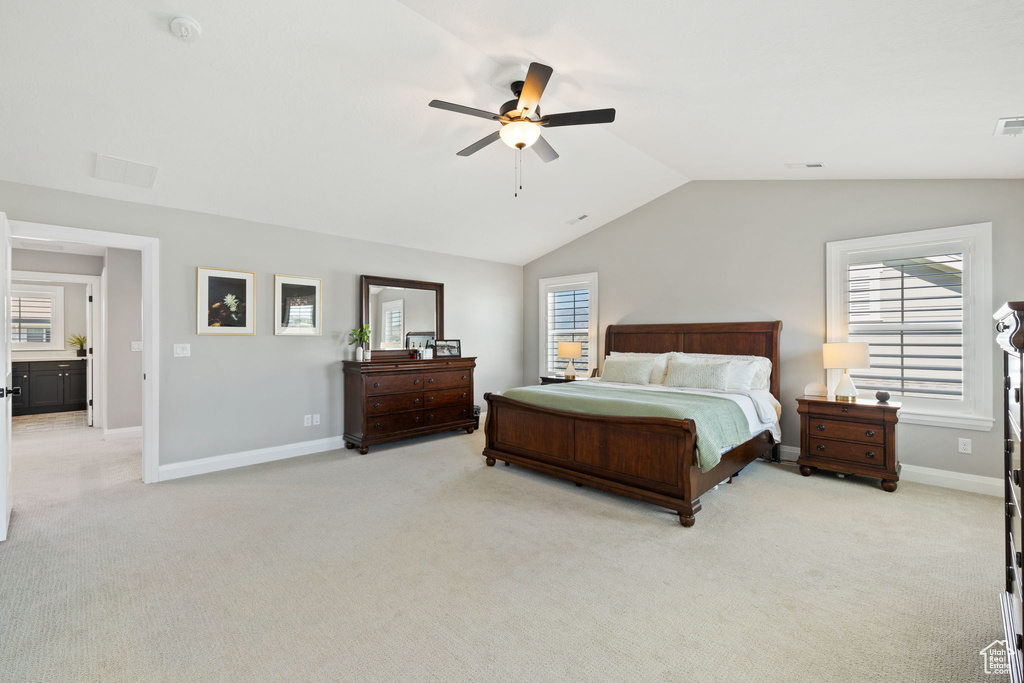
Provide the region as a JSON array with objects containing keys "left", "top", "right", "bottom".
[
  {"left": 381, "top": 299, "right": 404, "bottom": 348},
  {"left": 847, "top": 254, "right": 963, "bottom": 400},
  {"left": 538, "top": 273, "right": 598, "bottom": 378},
  {"left": 11, "top": 294, "right": 55, "bottom": 343}
]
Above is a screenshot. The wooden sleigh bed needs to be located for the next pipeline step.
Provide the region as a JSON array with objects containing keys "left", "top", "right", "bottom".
[{"left": 482, "top": 321, "right": 782, "bottom": 527}]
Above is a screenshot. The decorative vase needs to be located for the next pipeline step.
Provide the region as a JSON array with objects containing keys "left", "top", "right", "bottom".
[
  {"left": 365, "top": 349, "right": 372, "bottom": 361},
  {"left": 76, "top": 349, "right": 87, "bottom": 357},
  {"left": 875, "top": 391, "right": 890, "bottom": 402},
  {"left": 356, "top": 346, "right": 364, "bottom": 362}
]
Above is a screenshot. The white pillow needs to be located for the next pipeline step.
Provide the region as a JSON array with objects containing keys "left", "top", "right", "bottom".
[
  {"left": 600, "top": 356, "right": 656, "bottom": 385},
  {"left": 725, "top": 360, "right": 759, "bottom": 392},
  {"left": 608, "top": 352, "right": 671, "bottom": 384},
  {"left": 664, "top": 360, "right": 731, "bottom": 390},
  {"left": 670, "top": 353, "right": 771, "bottom": 391}
]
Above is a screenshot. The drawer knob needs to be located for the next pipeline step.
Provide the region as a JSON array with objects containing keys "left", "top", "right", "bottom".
[
  {"left": 413, "top": 398, "right": 420, "bottom": 404},
  {"left": 816, "top": 424, "right": 825, "bottom": 431},
  {"left": 841, "top": 407, "right": 849, "bottom": 412},
  {"left": 414, "top": 416, "right": 420, "bottom": 423},
  {"left": 461, "top": 409, "right": 467, "bottom": 416},
  {"left": 461, "top": 392, "right": 467, "bottom": 398},
  {"left": 461, "top": 375, "right": 467, "bottom": 380},
  {"left": 427, "top": 414, "right": 435, "bottom": 421},
  {"left": 865, "top": 430, "right": 875, "bottom": 437},
  {"left": 414, "top": 379, "right": 420, "bottom": 385},
  {"left": 373, "top": 422, "right": 381, "bottom": 429},
  {"left": 428, "top": 396, "right": 434, "bottom": 402},
  {"left": 428, "top": 378, "right": 435, "bottom": 384},
  {"left": 866, "top": 451, "right": 876, "bottom": 459},
  {"left": 816, "top": 445, "right": 826, "bottom": 452},
  {"left": 373, "top": 402, "right": 380, "bottom": 409},
  {"left": 373, "top": 382, "right": 380, "bottom": 388}
]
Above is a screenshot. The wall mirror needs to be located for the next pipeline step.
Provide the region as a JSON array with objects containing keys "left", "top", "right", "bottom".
[{"left": 360, "top": 275, "right": 443, "bottom": 359}]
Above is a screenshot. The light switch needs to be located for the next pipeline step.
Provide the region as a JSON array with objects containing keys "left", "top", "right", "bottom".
[
  {"left": 131, "top": 341, "right": 143, "bottom": 351},
  {"left": 173, "top": 344, "right": 191, "bottom": 357}
]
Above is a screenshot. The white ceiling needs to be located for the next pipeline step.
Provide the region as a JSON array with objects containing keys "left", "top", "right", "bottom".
[{"left": 1, "top": 1, "right": 1021, "bottom": 265}]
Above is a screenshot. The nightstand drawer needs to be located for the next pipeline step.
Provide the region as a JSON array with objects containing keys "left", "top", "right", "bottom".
[
  {"left": 808, "top": 418, "right": 884, "bottom": 445},
  {"left": 808, "top": 437, "right": 884, "bottom": 468},
  {"left": 807, "top": 402, "right": 882, "bottom": 422}
]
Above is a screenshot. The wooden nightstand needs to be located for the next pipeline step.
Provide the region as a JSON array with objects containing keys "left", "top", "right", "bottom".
[
  {"left": 796, "top": 395, "right": 900, "bottom": 492},
  {"left": 540, "top": 375, "right": 578, "bottom": 385}
]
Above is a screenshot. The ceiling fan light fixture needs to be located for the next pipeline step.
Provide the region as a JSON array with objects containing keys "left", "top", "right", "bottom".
[{"left": 499, "top": 120, "right": 540, "bottom": 149}]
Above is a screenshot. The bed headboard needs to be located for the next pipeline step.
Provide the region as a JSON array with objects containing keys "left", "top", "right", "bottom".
[{"left": 603, "top": 321, "right": 783, "bottom": 400}]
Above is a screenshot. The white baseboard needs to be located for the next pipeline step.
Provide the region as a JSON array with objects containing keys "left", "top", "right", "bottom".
[
  {"left": 773, "top": 444, "right": 999, "bottom": 496},
  {"left": 103, "top": 426, "right": 143, "bottom": 440},
  {"left": 158, "top": 436, "right": 345, "bottom": 482}
]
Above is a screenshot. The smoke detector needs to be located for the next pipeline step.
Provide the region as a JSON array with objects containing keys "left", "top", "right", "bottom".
[
  {"left": 995, "top": 117, "right": 1024, "bottom": 137},
  {"left": 169, "top": 16, "right": 202, "bottom": 43}
]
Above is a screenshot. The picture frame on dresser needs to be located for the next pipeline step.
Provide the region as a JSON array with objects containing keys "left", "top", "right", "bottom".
[
  {"left": 274, "top": 274, "right": 322, "bottom": 336},
  {"left": 197, "top": 267, "right": 254, "bottom": 335},
  {"left": 434, "top": 339, "right": 461, "bottom": 358}
]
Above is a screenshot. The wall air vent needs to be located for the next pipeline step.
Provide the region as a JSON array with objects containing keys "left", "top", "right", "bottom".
[
  {"left": 567, "top": 214, "right": 589, "bottom": 225},
  {"left": 94, "top": 154, "right": 158, "bottom": 188},
  {"left": 786, "top": 162, "right": 824, "bottom": 169},
  {"left": 994, "top": 117, "right": 1024, "bottom": 137}
]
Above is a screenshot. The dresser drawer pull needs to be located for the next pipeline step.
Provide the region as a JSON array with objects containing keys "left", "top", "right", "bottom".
[
  {"left": 427, "top": 414, "right": 435, "bottom": 421},
  {"left": 461, "top": 375, "right": 467, "bottom": 381},
  {"left": 865, "top": 430, "right": 875, "bottom": 437},
  {"left": 428, "top": 396, "right": 434, "bottom": 402},
  {"left": 373, "top": 403, "right": 380, "bottom": 409},
  {"left": 414, "top": 398, "right": 420, "bottom": 404},
  {"left": 461, "top": 392, "right": 467, "bottom": 398},
  {"left": 373, "top": 422, "right": 381, "bottom": 429},
  {"left": 841, "top": 407, "right": 849, "bottom": 412},
  {"left": 373, "top": 382, "right": 380, "bottom": 388},
  {"left": 461, "top": 409, "right": 467, "bottom": 416},
  {"left": 816, "top": 445, "right": 826, "bottom": 452},
  {"left": 428, "top": 378, "right": 435, "bottom": 384},
  {"left": 58, "top": 364, "right": 70, "bottom": 367},
  {"left": 414, "top": 379, "right": 420, "bottom": 385},
  {"left": 414, "top": 416, "right": 421, "bottom": 423},
  {"left": 816, "top": 424, "right": 825, "bottom": 431},
  {"left": 865, "top": 451, "right": 876, "bottom": 459}
]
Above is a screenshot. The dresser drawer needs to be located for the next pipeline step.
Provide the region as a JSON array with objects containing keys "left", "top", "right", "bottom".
[
  {"left": 367, "top": 392, "right": 423, "bottom": 415},
  {"left": 807, "top": 418, "right": 884, "bottom": 445},
  {"left": 423, "top": 369, "right": 470, "bottom": 390},
  {"left": 424, "top": 405, "right": 472, "bottom": 425},
  {"left": 368, "top": 411, "right": 424, "bottom": 434},
  {"left": 365, "top": 373, "right": 423, "bottom": 395},
  {"left": 808, "top": 437, "right": 884, "bottom": 468},
  {"left": 807, "top": 402, "right": 881, "bottom": 422},
  {"left": 423, "top": 387, "right": 471, "bottom": 407}
]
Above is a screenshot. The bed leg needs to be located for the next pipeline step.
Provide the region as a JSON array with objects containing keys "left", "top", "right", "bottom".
[
  {"left": 504, "top": 461, "right": 510, "bottom": 466},
  {"left": 485, "top": 457, "right": 496, "bottom": 466}
]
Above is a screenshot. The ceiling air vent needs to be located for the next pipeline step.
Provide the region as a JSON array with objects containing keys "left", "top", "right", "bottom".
[
  {"left": 94, "top": 154, "right": 158, "bottom": 188},
  {"left": 567, "top": 214, "right": 589, "bottom": 225},
  {"left": 995, "top": 117, "right": 1024, "bottom": 137}
]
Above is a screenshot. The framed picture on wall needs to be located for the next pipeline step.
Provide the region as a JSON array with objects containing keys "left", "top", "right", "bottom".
[
  {"left": 274, "top": 274, "right": 322, "bottom": 336},
  {"left": 197, "top": 267, "right": 255, "bottom": 335},
  {"left": 434, "top": 339, "right": 461, "bottom": 358}
]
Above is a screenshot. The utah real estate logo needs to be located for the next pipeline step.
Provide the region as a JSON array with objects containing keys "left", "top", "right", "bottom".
[{"left": 980, "top": 640, "right": 1010, "bottom": 675}]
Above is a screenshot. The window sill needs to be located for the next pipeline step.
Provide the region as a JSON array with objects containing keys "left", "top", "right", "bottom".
[{"left": 897, "top": 410, "right": 994, "bottom": 432}]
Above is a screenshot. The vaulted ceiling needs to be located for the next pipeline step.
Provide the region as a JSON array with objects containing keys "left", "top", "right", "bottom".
[{"left": 1, "top": 1, "right": 1021, "bottom": 265}]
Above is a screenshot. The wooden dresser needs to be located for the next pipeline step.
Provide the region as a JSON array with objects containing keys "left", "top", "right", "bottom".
[
  {"left": 343, "top": 357, "right": 476, "bottom": 454},
  {"left": 997, "top": 302, "right": 1024, "bottom": 683},
  {"left": 796, "top": 395, "right": 900, "bottom": 491}
]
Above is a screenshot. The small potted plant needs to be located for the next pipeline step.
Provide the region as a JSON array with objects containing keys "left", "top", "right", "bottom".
[
  {"left": 67, "top": 333, "right": 87, "bottom": 357},
  {"left": 348, "top": 324, "right": 371, "bottom": 361}
]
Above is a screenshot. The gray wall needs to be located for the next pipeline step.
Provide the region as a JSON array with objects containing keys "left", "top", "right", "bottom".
[
  {"left": 11, "top": 280, "right": 87, "bottom": 360},
  {"left": 105, "top": 248, "right": 143, "bottom": 430},
  {"left": 0, "top": 180, "right": 524, "bottom": 466},
  {"left": 11, "top": 249, "right": 103, "bottom": 276},
  {"left": 523, "top": 180, "right": 1024, "bottom": 479}
]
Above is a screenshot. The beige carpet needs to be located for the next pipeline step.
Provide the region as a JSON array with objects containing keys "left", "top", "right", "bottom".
[{"left": 0, "top": 425, "right": 1004, "bottom": 682}]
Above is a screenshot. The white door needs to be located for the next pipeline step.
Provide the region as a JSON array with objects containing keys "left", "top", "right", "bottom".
[
  {"left": 85, "top": 283, "right": 94, "bottom": 427},
  {"left": 0, "top": 212, "right": 12, "bottom": 542}
]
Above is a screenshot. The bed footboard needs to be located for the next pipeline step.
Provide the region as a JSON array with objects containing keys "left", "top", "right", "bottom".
[{"left": 482, "top": 392, "right": 774, "bottom": 526}]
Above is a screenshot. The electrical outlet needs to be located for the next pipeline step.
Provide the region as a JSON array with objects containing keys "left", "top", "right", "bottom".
[
  {"left": 131, "top": 341, "right": 143, "bottom": 352},
  {"left": 173, "top": 344, "right": 190, "bottom": 357},
  {"left": 958, "top": 438, "right": 972, "bottom": 454},
  {"left": 303, "top": 415, "right": 312, "bottom": 427},
  {"left": 313, "top": 414, "right": 320, "bottom": 425}
]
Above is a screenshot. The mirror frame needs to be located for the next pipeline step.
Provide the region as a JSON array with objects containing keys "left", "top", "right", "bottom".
[{"left": 360, "top": 274, "right": 444, "bottom": 360}]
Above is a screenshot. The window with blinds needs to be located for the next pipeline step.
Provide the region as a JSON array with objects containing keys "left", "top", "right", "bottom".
[
  {"left": 12, "top": 294, "right": 56, "bottom": 344},
  {"left": 546, "top": 288, "right": 590, "bottom": 375},
  {"left": 846, "top": 253, "right": 963, "bottom": 400},
  {"left": 381, "top": 300, "right": 403, "bottom": 348}
]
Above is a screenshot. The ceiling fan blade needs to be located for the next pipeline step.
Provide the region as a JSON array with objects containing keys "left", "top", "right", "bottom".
[
  {"left": 429, "top": 100, "right": 501, "bottom": 121},
  {"left": 541, "top": 108, "right": 616, "bottom": 127},
  {"left": 516, "top": 62, "right": 553, "bottom": 117},
  {"left": 456, "top": 131, "right": 501, "bottom": 157},
  {"left": 532, "top": 135, "right": 559, "bottom": 163}
]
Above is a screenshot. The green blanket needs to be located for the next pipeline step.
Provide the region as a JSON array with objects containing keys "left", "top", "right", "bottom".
[{"left": 502, "top": 383, "right": 751, "bottom": 472}]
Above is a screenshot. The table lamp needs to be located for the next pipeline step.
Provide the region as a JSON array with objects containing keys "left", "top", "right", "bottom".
[
  {"left": 823, "top": 342, "right": 870, "bottom": 402},
  {"left": 557, "top": 342, "right": 583, "bottom": 379}
]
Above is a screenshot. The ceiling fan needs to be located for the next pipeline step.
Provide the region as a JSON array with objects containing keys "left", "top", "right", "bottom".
[{"left": 429, "top": 62, "right": 616, "bottom": 163}]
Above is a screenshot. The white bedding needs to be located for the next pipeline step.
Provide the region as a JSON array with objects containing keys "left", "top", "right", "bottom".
[{"left": 574, "top": 380, "right": 782, "bottom": 451}]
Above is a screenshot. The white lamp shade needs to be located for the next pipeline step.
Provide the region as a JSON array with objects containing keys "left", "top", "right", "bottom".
[
  {"left": 822, "top": 342, "right": 870, "bottom": 370},
  {"left": 557, "top": 341, "right": 582, "bottom": 359},
  {"left": 499, "top": 120, "right": 541, "bottom": 149}
]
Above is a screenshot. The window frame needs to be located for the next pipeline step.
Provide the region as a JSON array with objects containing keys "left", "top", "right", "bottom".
[
  {"left": 538, "top": 272, "right": 599, "bottom": 379},
  {"left": 11, "top": 283, "right": 65, "bottom": 351},
  {"left": 826, "top": 223, "right": 993, "bottom": 431}
]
